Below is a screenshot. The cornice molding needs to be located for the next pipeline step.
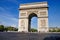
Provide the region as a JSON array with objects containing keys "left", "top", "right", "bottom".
[{"left": 19, "top": 2, "right": 48, "bottom": 10}]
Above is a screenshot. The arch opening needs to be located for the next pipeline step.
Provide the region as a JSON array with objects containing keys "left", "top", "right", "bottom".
[{"left": 28, "top": 13, "right": 38, "bottom": 32}]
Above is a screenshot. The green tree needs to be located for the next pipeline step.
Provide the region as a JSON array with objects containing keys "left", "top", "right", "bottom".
[
  {"left": 4, "top": 27, "right": 8, "bottom": 32},
  {"left": 7, "top": 26, "right": 14, "bottom": 31},
  {"left": 57, "top": 29, "right": 60, "bottom": 32},
  {"left": 49, "top": 30, "right": 51, "bottom": 32},
  {"left": 0, "top": 25, "right": 4, "bottom": 32},
  {"left": 14, "top": 28, "right": 18, "bottom": 31},
  {"left": 51, "top": 29, "right": 56, "bottom": 32},
  {"left": 6, "top": 26, "right": 18, "bottom": 31},
  {"left": 31, "top": 28, "right": 37, "bottom": 32}
]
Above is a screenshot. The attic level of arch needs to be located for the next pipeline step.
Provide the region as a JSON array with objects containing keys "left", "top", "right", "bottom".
[{"left": 20, "top": 2, "right": 48, "bottom": 10}]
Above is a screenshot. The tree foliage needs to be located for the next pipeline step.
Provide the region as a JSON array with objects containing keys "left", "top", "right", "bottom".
[
  {"left": 0, "top": 25, "right": 18, "bottom": 32},
  {"left": 5, "top": 26, "right": 18, "bottom": 31},
  {"left": 30, "top": 28, "right": 37, "bottom": 32},
  {"left": 0, "top": 25, "right": 4, "bottom": 32},
  {"left": 49, "top": 29, "right": 60, "bottom": 32}
]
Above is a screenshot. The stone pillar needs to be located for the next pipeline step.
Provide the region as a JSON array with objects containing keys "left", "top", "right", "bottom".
[
  {"left": 18, "top": 18, "right": 28, "bottom": 32},
  {"left": 38, "top": 18, "right": 48, "bottom": 32}
]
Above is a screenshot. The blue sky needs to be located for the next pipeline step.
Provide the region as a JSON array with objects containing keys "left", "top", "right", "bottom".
[{"left": 0, "top": 0, "right": 60, "bottom": 28}]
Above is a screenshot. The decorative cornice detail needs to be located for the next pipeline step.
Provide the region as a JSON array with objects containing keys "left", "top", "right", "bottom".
[{"left": 19, "top": 2, "right": 48, "bottom": 10}]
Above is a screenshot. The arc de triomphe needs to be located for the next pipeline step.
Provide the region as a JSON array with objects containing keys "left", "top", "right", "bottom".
[{"left": 18, "top": 2, "right": 49, "bottom": 32}]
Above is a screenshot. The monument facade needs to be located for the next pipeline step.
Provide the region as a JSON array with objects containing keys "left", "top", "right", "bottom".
[{"left": 18, "top": 2, "right": 49, "bottom": 32}]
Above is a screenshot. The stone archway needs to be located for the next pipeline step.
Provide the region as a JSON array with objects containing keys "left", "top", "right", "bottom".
[
  {"left": 28, "top": 13, "right": 38, "bottom": 32},
  {"left": 18, "top": 2, "right": 49, "bottom": 32}
]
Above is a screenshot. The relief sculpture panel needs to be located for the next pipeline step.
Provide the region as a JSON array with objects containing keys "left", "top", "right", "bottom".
[
  {"left": 21, "top": 20, "right": 25, "bottom": 29},
  {"left": 27, "top": 11, "right": 38, "bottom": 15},
  {"left": 21, "top": 13, "right": 26, "bottom": 16},
  {"left": 41, "top": 20, "right": 46, "bottom": 27},
  {"left": 40, "top": 11, "right": 46, "bottom": 15}
]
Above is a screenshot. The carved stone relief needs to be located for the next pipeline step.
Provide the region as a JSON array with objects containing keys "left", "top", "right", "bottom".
[
  {"left": 40, "top": 8, "right": 47, "bottom": 10},
  {"left": 41, "top": 20, "right": 46, "bottom": 27},
  {"left": 21, "top": 20, "right": 25, "bottom": 29},
  {"left": 21, "top": 13, "right": 26, "bottom": 16},
  {"left": 27, "top": 11, "right": 38, "bottom": 15},
  {"left": 40, "top": 11, "right": 46, "bottom": 15}
]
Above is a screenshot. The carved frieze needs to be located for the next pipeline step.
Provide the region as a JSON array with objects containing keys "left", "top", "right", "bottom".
[
  {"left": 40, "top": 8, "right": 47, "bottom": 10},
  {"left": 40, "top": 11, "right": 46, "bottom": 15},
  {"left": 27, "top": 11, "right": 38, "bottom": 15},
  {"left": 20, "top": 13, "right": 26, "bottom": 16}
]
